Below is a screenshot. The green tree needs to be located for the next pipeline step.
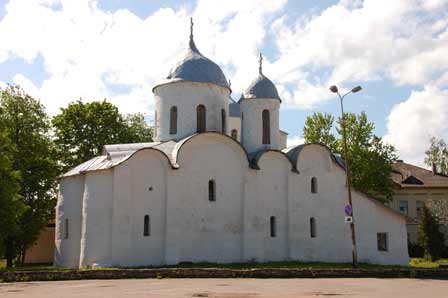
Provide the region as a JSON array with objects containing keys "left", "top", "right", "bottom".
[
  {"left": 52, "top": 100, "right": 153, "bottom": 171},
  {"left": 417, "top": 205, "right": 445, "bottom": 261},
  {"left": 303, "top": 112, "right": 338, "bottom": 151},
  {"left": 0, "top": 85, "right": 58, "bottom": 266},
  {"left": 424, "top": 137, "right": 448, "bottom": 175},
  {"left": 0, "top": 108, "right": 25, "bottom": 268},
  {"left": 303, "top": 111, "right": 397, "bottom": 202},
  {"left": 121, "top": 113, "right": 154, "bottom": 144}
]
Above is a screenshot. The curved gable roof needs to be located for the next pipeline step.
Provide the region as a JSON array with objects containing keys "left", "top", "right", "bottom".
[
  {"left": 173, "top": 132, "right": 251, "bottom": 168},
  {"left": 248, "top": 149, "right": 298, "bottom": 173},
  {"left": 283, "top": 143, "right": 346, "bottom": 171}
]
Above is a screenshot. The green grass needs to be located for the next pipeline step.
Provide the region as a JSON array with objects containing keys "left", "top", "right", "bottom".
[
  {"left": 1, "top": 258, "right": 447, "bottom": 272},
  {"left": 410, "top": 258, "right": 448, "bottom": 268}
]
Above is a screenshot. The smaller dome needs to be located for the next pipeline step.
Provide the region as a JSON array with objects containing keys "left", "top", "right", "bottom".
[
  {"left": 243, "top": 73, "right": 281, "bottom": 101},
  {"left": 242, "top": 53, "right": 281, "bottom": 102}
]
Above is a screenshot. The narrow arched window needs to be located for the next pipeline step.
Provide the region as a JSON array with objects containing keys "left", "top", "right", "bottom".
[
  {"left": 231, "top": 129, "right": 238, "bottom": 140},
  {"left": 310, "top": 217, "right": 316, "bottom": 238},
  {"left": 262, "top": 109, "right": 270, "bottom": 144},
  {"left": 270, "top": 216, "right": 276, "bottom": 237},
  {"left": 221, "top": 109, "right": 226, "bottom": 133},
  {"left": 311, "top": 177, "right": 318, "bottom": 193},
  {"left": 170, "top": 106, "right": 177, "bottom": 134},
  {"left": 144, "top": 215, "right": 150, "bottom": 236},
  {"left": 64, "top": 218, "right": 69, "bottom": 239},
  {"left": 208, "top": 179, "right": 216, "bottom": 202},
  {"left": 197, "top": 105, "right": 206, "bottom": 133}
]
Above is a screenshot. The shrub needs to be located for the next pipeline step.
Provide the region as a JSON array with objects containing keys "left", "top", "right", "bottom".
[{"left": 417, "top": 205, "right": 445, "bottom": 261}]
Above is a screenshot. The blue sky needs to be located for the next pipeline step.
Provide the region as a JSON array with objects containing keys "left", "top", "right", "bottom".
[{"left": 0, "top": 0, "right": 447, "bottom": 166}]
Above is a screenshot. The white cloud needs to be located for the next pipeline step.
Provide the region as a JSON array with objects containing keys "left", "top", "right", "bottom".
[
  {"left": 0, "top": 0, "right": 287, "bottom": 115},
  {"left": 287, "top": 135, "right": 304, "bottom": 148},
  {"left": 384, "top": 85, "right": 448, "bottom": 166},
  {"left": 270, "top": 0, "right": 448, "bottom": 108},
  {"left": 1, "top": 0, "right": 448, "bottom": 168}
]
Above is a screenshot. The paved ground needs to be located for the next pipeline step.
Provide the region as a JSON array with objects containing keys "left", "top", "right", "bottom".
[{"left": 1, "top": 278, "right": 448, "bottom": 298}]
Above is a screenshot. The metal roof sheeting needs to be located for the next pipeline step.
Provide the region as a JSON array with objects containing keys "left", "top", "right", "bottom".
[
  {"left": 243, "top": 73, "right": 281, "bottom": 102},
  {"left": 153, "top": 38, "right": 229, "bottom": 91}
]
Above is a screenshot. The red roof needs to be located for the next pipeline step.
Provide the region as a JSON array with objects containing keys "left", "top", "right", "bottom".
[{"left": 392, "top": 162, "right": 448, "bottom": 188}]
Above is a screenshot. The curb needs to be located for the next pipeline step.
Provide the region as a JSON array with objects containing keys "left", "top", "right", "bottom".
[{"left": 1, "top": 268, "right": 448, "bottom": 282}]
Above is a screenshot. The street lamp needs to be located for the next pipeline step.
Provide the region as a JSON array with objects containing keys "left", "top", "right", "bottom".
[{"left": 330, "top": 84, "right": 362, "bottom": 268}]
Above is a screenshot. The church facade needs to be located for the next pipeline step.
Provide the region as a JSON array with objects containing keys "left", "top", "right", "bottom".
[{"left": 55, "top": 21, "right": 409, "bottom": 268}]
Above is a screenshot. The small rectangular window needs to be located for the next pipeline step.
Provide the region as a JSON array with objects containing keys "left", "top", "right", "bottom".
[
  {"left": 208, "top": 180, "right": 216, "bottom": 202},
  {"left": 399, "top": 200, "right": 408, "bottom": 215},
  {"left": 310, "top": 217, "right": 316, "bottom": 238},
  {"left": 311, "top": 177, "right": 318, "bottom": 193},
  {"left": 416, "top": 201, "right": 423, "bottom": 217},
  {"left": 270, "top": 216, "right": 276, "bottom": 237},
  {"left": 144, "top": 215, "right": 150, "bottom": 237},
  {"left": 377, "top": 233, "right": 388, "bottom": 251},
  {"left": 64, "top": 218, "right": 69, "bottom": 239}
]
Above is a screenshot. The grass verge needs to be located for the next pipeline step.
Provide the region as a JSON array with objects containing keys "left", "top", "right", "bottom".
[{"left": 1, "top": 258, "right": 447, "bottom": 272}]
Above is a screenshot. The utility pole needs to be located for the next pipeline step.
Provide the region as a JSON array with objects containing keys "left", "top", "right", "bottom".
[{"left": 330, "top": 85, "right": 362, "bottom": 268}]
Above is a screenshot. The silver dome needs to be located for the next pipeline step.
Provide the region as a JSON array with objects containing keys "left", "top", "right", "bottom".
[
  {"left": 155, "top": 24, "right": 229, "bottom": 91},
  {"left": 242, "top": 54, "right": 281, "bottom": 101},
  {"left": 243, "top": 73, "right": 281, "bottom": 101}
]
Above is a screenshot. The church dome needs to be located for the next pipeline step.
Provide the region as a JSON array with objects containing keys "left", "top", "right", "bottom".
[
  {"left": 166, "top": 40, "right": 229, "bottom": 89},
  {"left": 242, "top": 54, "right": 281, "bottom": 102},
  {"left": 154, "top": 19, "right": 229, "bottom": 91}
]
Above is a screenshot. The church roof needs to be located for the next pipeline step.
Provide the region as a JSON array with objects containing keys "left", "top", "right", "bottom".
[
  {"left": 243, "top": 73, "right": 281, "bottom": 101},
  {"left": 153, "top": 19, "right": 229, "bottom": 91},
  {"left": 241, "top": 54, "right": 281, "bottom": 102},
  {"left": 60, "top": 141, "right": 177, "bottom": 178},
  {"left": 283, "top": 143, "right": 346, "bottom": 171},
  {"left": 229, "top": 98, "right": 241, "bottom": 117}
]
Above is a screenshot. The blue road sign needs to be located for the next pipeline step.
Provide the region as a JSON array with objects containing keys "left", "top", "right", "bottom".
[{"left": 345, "top": 204, "right": 352, "bottom": 216}]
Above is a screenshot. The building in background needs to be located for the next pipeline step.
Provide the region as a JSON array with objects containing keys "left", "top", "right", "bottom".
[
  {"left": 390, "top": 161, "right": 448, "bottom": 244},
  {"left": 24, "top": 221, "right": 55, "bottom": 264}
]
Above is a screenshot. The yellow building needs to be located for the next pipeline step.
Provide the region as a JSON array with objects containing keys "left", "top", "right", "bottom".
[
  {"left": 24, "top": 221, "right": 55, "bottom": 265},
  {"left": 390, "top": 161, "right": 448, "bottom": 244}
]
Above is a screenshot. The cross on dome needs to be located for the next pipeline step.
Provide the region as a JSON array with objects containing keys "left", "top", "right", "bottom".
[
  {"left": 259, "top": 53, "right": 263, "bottom": 74},
  {"left": 190, "top": 17, "right": 194, "bottom": 41}
]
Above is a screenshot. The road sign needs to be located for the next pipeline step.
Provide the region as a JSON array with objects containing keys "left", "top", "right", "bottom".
[
  {"left": 344, "top": 204, "right": 352, "bottom": 216},
  {"left": 345, "top": 216, "right": 353, "bottom": 223}
]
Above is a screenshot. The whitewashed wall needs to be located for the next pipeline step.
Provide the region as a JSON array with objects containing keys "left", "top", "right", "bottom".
[
  {"left": 56, "top": 139, "right": 409, "bottom": 268},
  {"left": 240, "top": 98, "right": 280, "bottom": 153},
  {"left": 154, "top": 82, "right": 229, "bottom": 141},
  {"left": 111, "top": 150, "right": 168, "bottom": 267},
  {"left": 55, "top": 175, "right": 85, "bottom": 268},
  {"left": 279, "top": 131, "right": 287, "bottom": 150},
  {"left": 79, "top": 170, "right": 113, "bottom": 268},
  {"left": 165, "top": 134, "right": 247, "bottom": 264},
  {"left": 228, "top": 116, "right": 241, "bottom": 142},
  {"left": 244, "top": 151, "right": 290, "bottom": 262},
  {"left": 292, "top": 145, "right": 409, "bottom": 265}
]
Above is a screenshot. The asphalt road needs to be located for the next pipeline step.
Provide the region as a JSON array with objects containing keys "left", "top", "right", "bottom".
[{"left": 1, "top": 278, "right": 448, "bottom": 298}]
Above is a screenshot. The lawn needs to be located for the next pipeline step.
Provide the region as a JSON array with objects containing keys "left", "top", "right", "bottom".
[
  {"left": 409, "top": 258, "right": 448, "bottom": 268},
  {"left": 1, "top": 258, "right": 447, "bottom": 272}
]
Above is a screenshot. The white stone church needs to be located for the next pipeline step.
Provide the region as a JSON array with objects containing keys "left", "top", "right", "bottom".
[{"left": 55, "top": 21, "right": 409, "bottom": 268}]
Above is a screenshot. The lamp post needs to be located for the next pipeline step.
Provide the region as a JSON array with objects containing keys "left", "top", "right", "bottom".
[{"left": 330, "top": 85, "right": 362, "bottom": 268}]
